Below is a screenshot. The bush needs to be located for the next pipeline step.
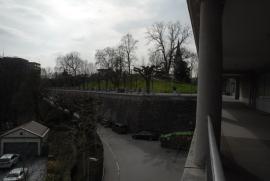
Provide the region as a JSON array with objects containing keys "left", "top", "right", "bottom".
[
  {"left": 47, "top": 160, "right": 60, "bottom": 174},
  {"left": 160, "top": 131, "right": 193, "bottom": 150}
]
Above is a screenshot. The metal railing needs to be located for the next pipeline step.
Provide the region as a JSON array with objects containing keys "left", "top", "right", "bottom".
[{"left": 207, "top": 116, "right": 226, "bottom": 181}]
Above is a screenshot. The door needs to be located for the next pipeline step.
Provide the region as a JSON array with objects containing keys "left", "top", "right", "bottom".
[{"left": 3, "top": 142, "right": 38, "bottom": 156}]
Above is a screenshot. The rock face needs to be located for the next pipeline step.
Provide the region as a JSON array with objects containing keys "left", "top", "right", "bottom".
[{"left": 97, "top": 93, "right": 196, "bottom": 133}]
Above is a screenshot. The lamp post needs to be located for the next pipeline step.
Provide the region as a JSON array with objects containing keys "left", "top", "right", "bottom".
[{"left": 87, "top": 157, "right": 98, "bottom": 181}]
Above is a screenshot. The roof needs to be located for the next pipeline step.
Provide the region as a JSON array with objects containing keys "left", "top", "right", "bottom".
[
  {"left": 10, "top": 168, "right": 22, "bottom": 173},
  {"left": 9, "top": 168, "right": 27, "bottom": 174},
  {"left": 0, "top": 121, "right": 49, "bottom": 138},
  {"left": 0, "top": 154, "right": 15, "bottom": 159}
]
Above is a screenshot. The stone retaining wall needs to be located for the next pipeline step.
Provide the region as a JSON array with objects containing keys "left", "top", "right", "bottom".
[{"left": 50, "top": 90, "right": 197, "bottom": 133}]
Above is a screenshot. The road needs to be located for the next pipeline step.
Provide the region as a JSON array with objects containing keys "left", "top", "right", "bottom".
[{"left": 98, "top": 126, "right": 187, "bottom": 181}]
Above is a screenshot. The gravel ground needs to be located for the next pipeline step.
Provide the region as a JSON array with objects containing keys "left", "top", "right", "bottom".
[{"left": 0, "top": 157, "right": 47, "bottom": 181}]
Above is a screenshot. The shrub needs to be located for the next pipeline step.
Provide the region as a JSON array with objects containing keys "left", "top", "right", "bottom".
[{"left": 160, "top": 131, "right": 193, "bottom": 150}]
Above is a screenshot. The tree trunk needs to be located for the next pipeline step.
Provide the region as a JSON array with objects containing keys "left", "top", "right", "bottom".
[{"left": 146, "top": 78, "right": 150, "bottom": 94}]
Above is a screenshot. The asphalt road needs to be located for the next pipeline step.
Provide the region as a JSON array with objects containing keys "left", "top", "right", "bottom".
[{"left": 98, "top": 126, "right": 187, "bottom": 181}]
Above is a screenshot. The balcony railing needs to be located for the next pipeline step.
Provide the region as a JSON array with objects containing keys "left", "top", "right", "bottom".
[{"left": 207, "top": 116, "right": 225, "bottom": 181}]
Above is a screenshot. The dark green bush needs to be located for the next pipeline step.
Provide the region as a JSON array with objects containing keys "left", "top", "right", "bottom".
[{"left": 160, "top": 131, "right": 193, "bottom": 150}]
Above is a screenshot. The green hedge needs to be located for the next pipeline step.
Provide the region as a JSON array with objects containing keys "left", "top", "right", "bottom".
[
  {"left": 160, "top": 131, "right": 193, "bottom": 150},
  {"left": 160, "top": 131, "right": 193, "bottom": 140}
]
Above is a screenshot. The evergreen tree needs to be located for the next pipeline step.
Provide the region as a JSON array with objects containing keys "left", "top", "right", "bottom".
[{"left": 173, "top": 41, "right": 191, "bottom": 82}]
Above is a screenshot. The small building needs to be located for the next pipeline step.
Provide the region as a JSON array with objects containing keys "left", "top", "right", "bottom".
[{"left": 0, "top": 121, "right": 49, "bottom": 156}]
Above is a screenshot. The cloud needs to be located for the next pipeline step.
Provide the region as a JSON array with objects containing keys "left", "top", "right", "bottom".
[
  {"left": 0, "top": 0, "right": 195, "bottom": 68},
  {"left": 0, "top": 27, "right": 14, "bottom": 37}
]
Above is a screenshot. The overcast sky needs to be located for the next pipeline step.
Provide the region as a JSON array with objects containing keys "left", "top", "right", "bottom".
[{"left": 0, "top": 0, "right": 195, "bottom": 68}]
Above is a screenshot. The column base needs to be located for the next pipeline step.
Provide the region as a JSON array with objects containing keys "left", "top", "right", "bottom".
[{"left": 181, "top": 129, "right": 206, "bottom": 181}]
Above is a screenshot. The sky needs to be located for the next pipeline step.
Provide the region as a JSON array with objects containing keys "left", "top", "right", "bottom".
[{"left": 0, "top": 0, "right": 195, "bottom": 68}]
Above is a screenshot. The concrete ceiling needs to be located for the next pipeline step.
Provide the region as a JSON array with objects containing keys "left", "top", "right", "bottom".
[
  {"left": 223, "top": 0, "right": 270, "bottom": 73},
  {"left": 187, "top": 0, "right": 270, "bottom": 73}
]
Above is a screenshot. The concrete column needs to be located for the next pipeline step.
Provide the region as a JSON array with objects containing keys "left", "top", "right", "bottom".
[
  {"left": 194, "top": 0, "right": 223, "bottom": 167},
  {"left": 235, "top": 77, "right": 240, "bottom": 100},
  {"left": 249, "top": 73, "right": 257, "bottom": 107},
  {"left": 38, "top": 142, "right": 41, "bottom": 156},
  {"left": 1, "top": 141, "right": 3, "bottom": 155}
]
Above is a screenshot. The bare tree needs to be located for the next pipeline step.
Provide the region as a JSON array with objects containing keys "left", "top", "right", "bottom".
[
  {"left": 121, "top": 33, "right": 138, "bottom": 75},
  {"left": 81, "top": 60, "right": 96, "bottom": 75},
  {"left": 95, "top": 47, "right": 116, "bottom": 69},
  {"left": 56, "top": 55, "right": 69, "bottom": 73},
  {"left": 114, "top": 45, "right": 125, "bottom": 73},
  {"left": 41, "top": 67, "right": 54, "bottom": 79},
  {"left": 188, "top": 53, "right": 198, "bottom": 79},
  {"left": 56, "top": 52, "right": 83, "bottom": 76},
  {"left": 94, "top": 50, "right": 106, "bottom": 69},
  {"left": 95, "top": 47, "right": 123, "bottom": 89},
  {"left": 148, "top": 50, "right": 163, "bottom": 67},
  {"left": 89, "top": 62, "right": 96, "bottom": 74},
  {"left": 134, "top": 65, "right": 158, "bottom": 94},
  {"left": 146, "top": 21, "right": 191, "bottom": 75}
]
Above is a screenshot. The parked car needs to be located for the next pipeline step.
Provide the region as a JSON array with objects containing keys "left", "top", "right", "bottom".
[
  {"left": 117, "top": 88, "right": 125, "bottom": 93},
  {"left": 3, "top": 168, "right": 28, "bottom": 181},
  {"left": 0, "top": 154, "right": 20, "bottom": 169},
  {"left": 112, "top": 123, "right": 128, "bottom": 134},
  {"left": 100, "top": 119, "right": 112, "bottom": 128},
  {"left": 132, "top": 131, "right": 160, "bottom": 141}
]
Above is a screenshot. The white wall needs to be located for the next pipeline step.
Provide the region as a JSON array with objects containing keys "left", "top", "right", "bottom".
[{"left": 256, "top": 97, "right": 270, "bottom": 113}]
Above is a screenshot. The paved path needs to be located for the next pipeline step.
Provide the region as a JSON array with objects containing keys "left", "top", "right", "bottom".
[
  {"left": 98, "top": 126, "right": 187, "bottom": 181},
  {"left": 222, "top": 101, "right": 270, "bottom": 181}
]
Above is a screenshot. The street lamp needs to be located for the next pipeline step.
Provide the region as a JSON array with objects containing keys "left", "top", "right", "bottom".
[{"left": 87, "top": 157, "right": 98, "bottom": 181}]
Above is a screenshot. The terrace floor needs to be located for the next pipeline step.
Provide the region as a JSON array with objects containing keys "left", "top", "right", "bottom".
[{"left": 221, "top": 98, "right": 270, "bottom": 181}]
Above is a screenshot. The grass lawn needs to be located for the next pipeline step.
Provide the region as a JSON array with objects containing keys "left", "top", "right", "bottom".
[
  {"left": 152, "top": 79, "right": 197, "bottom": 93},
  {"left": 160, "top": 131, "right": 194, "bottom": 140},
  {"left": 82, "top": 77, "right": 197, "bottom": 94}
]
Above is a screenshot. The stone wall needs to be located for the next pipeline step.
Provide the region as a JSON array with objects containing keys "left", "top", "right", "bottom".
[{"left": 50, "top": 90, "right": 197, "bottom": 133}]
